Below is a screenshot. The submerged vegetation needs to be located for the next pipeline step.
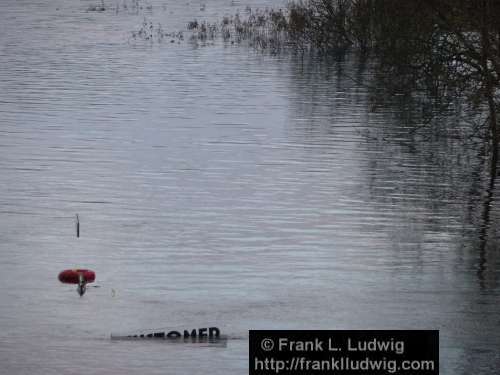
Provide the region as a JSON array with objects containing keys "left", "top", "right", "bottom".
[
  {"left": 130, "top": 7, "right": 290, "bottom": 48},
  {"left": 87, "top": 0, "right": 107, "bottom": 12},
  {"left": 186, "top": 7, "right": 289, "bottom": 50},
  {"left": 131, "top": 18, "right": 183, "bottom": 43},
  {"left": 87, "top": 0, "right": 154, "bottom": 13}
]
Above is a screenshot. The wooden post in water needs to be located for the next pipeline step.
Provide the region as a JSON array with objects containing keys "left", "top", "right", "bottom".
[{"left": 76, "top": 214, "right": 80, "bottom": 238}]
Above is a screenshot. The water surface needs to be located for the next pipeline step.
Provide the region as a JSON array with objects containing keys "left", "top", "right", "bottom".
[{"left": 1, "top": 1, "right": 499, "bottom": 374}]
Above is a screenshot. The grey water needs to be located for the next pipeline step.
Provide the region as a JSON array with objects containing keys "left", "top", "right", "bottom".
[{"left": 1, "top": 0, "right": 499, "bottom": 374}]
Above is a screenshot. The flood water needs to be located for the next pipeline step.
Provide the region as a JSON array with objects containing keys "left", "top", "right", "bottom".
[{"left": 1, "top": 1, "right": 499, "bottom": 374}]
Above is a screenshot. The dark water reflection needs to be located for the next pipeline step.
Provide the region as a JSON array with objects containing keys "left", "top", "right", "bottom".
[{"left": 1, "top": 1, "right": 499, "bottom": 374}]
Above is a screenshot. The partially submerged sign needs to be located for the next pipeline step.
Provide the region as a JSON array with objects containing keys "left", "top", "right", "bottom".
[{"left": 112, "top": 327, "right": 221, "bottom": 340}]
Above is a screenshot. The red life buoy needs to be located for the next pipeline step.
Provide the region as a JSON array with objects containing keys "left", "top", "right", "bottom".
[{"left": 58, "top": 269, "right": 95, "bottom": 284}]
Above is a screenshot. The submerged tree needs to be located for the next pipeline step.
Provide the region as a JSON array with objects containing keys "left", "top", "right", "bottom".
[
  {"left": 369, "top": 0, "right": 500, "bottom": 171},
  {"left": 270, "top": 1, "right": 499, "bottom": 170},
  {"left": 360, "top": 0, "right": 500, "bottom": 261}
]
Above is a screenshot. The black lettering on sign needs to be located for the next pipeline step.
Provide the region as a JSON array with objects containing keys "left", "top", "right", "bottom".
[
  {"left": 198, "top": 328, "right": 208, "bottom": 337},
  {"left": 122, "top": 327, "right": 221, "bottom": 340},
  {"left": 166, "top": 331, "right": 181, "bottom": 338},
  {"left": 209, "top": 327, "right": 220, "bottom": 337},
  {"left": 184, "top": 329, "right": 197, "bottom": 337}
]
